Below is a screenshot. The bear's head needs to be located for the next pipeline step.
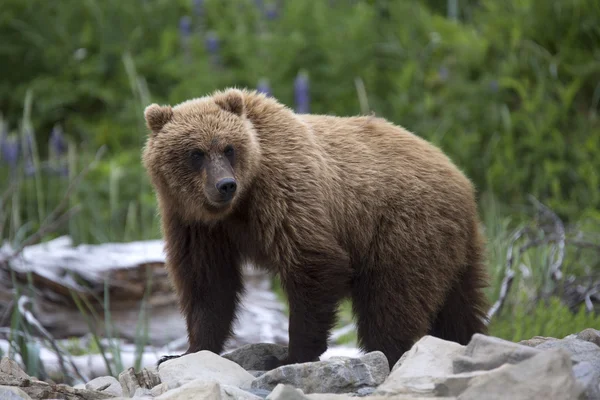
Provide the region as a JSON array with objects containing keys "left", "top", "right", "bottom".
[{"left": 142, "top": 88, "right": 261, "bottom": 223}]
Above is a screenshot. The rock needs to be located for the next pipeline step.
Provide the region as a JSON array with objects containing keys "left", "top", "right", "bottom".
[
  {"left": 391, "top": 335, "right": 466, "bottom": 376},
  {"left": 158, "top": 350, "right": 255, "bottom": 389},
  {"left": 376, "top": 370, "right": 489, "bottom": 397},
  {"left": 576, "top": 328, "right": 600, "bottom": 348},
  {"left": 534, "top": 337, "right": 600, "bottom": 372},
  {"left": 376, "top": 335, "right": 468, "bottom": 396},
  {"left": 458, "top": 348, "right": 586, "bottom": 400},
  {"left": 118, "top": 367, "right": 161, "bottom": 397},
  {"left": 222, "top": 343, "right": 288, "bottom": 371},
  {"left": 245, "top": 388, "right": 272, "bottom": 398},
  {"left": 517, "top": 335, "right": 558, "bottom": 347},
  {"left": 265, "top": 384, "right": 309, "bottom": 400},
  {"left": 0, "top": 386, "right": 32, "bottom": 400},
  {"left": 85, "top": 376, "right": 123, "bottom": 397},
  {"left": 133, "top": 387, "right": 153, "bottom": 397},
  {"left": 0, "top": 358, "right": 30, "bottom": 381},
  {"left": 221, "top": 384, "right": 264, "bottom": 399},
  {"left": 572, "top": 361, "right": 600, "bottom": 400},
  {"left": 151, "top": 380, "right": 190, "bottom": 397},
  {"left": 248, "top": 370, "right": 266, "bottom": 378},
  {"left": 154, "top": 379, "right": 222, "bottom": 400},
  {"left": 453, "top": 333, "right": 542, "bottom": 373},
  {"left": 251, "top": 351, "right": 389, "bottom": 394}
]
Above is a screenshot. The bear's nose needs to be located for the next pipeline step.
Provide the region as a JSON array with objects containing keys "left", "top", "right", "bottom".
[{"left": 216, "top": 178, "right": 237, "bottom": 196}]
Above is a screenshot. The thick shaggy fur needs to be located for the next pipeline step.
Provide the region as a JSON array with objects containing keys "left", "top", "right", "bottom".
[{"left": 142, "top": 88, "right": 490, "bottom": 370}]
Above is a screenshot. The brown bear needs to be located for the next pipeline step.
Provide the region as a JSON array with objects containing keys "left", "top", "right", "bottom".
[{"left": 141, "top": 88, "right": 490, "bottom": 370}]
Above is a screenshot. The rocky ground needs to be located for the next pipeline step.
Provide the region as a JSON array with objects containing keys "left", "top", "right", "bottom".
[{"left": 1, "top": 328, "right": 599, "bottom": 400}]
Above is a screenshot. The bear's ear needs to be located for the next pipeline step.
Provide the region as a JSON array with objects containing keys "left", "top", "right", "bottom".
[
  {"left": 214, "top": 89, "right": 245, "bottom": 117},
  {"left": 144, "top": 104, "right": 173, "bottom": 134}
]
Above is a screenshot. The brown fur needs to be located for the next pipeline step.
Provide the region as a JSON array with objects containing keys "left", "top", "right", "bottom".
[{"left": 142, "top": 88, "right": 490, "bottom": 370}]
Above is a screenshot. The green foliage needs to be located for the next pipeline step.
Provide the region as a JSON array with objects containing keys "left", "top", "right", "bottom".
[
  {"left": 489, "top": 296, "right": 600, "bottom": 342},
  {"left": 1, "top": 0, "right": 599, "bottom": 226}
]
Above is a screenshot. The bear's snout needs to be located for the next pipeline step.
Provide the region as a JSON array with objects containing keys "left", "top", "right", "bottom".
[{"left": 216, "top": 178, "right": 237, "bottom": 198}]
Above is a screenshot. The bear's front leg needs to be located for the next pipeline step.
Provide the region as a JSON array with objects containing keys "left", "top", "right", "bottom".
[
  {"left": 157, "top": 219, "right": 244, "bottom": 368},
  {"left": 271, "top": 244, "right": 352, "bottom": 368}
]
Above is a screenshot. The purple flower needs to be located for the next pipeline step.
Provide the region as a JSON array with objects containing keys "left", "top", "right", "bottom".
[
  {"left": 254, "top": 0, "right": 264, "bottom": 12},
  {"left": 49, "top": 125, "right": 67, "bottom": 156},
  {"left": 489, "top": 80, "right": 499, "bottom": 93},
  {"left": 294, "top": 72, "right": 310, "bottom": 114},
  {"left": 265, "top": 3, "right": 279, "bottom": 20},
  {"left": 193, "top": 0, "right": 204, "bottom": 18},
  {"left": 257, "top": 78, "right": 272, "bottom": 97},
  {"left": 179, "top": 16, "right": 192, "bottom": 39},
  {"left": 1, "top": 135, "right": 20, "bottom": 167},
  {"left": 438, "top": 66, "right": 449, "bottom": 82},
  {"left": 205, "top": 31, "right": 220, "bottom": 54}
]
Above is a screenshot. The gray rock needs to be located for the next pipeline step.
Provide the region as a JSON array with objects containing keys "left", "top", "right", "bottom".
[
  {"left": 248, "top": 370, "right": 266, "bottom": 378},
  {"left": 458, "top": 348, "right": 586, "bottom": 400},
  {"left": 222, "top": 343, "right": 289, "bottom": 371},
  {"left": 577, "top": 328, "right": 600, "bottom": 348},
  {"left": 0, "top": 358, "right": 30, "bottom": 381},
  {"left": 0, "top": 386, "right": 32, "bottom": 400},
  {"left": 85, "top": 375, "right": 123, "bottom": 397},
  {"left": 517, "top": 335, "right": 558, "bottom": 347},
  {"left": 453, "top": 333, "right": 542, "bottom": 373},
  {"left": 251, "top": 351, "right": 389, "bottom": 394},
  {"left": 572, "top": 361, "right": 600, "bottom": 400},
  {"left": 159, "top": 350, "right": 255, "bottom": 389},
  {"left": 118, "top": 367, "right": 161, "bottom": 397},
  {"left": 535, "top": 337, "right": 600, "bottom": 372}
]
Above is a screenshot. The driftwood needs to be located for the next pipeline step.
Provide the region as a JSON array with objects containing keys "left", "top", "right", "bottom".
[
  {"left": 487, "top": 196, "right": 600, "bottom": 321},
  {"left": 0, "top": 235, "right": 289, "bottom": 351}
]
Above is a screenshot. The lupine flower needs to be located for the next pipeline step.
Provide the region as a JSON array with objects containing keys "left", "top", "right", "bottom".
[
  {"left": 0, "top": 121, "right": 6, "bottom": 156},
  {"left": 489, "top": 80, "right": 499, "bottom": 93},
  {"left": 179, "top": 16, "right": 192, "bottom": 61},
  {"left": 294, "top": 71, "right": 310, "bottom": 114},
  {"left": 257, "top": 78, "right": 272, "bottom": 97},
  {"left": 22, "top": 129, "right": 36, "bottom": 177},
  {"left": 205, "top": 31, "right": 219, "bottom": 54},
  {"left": 179, "top": 16, "right": 192, "bottom": 39},
  {"left": 438, "top": 66, "right": 449, "bottom": 82},
  {"left": 49, "top": 125, "right": 67, "bottom": 156},
  {"left": 1, "top": 135, "right": 19, "bottom": 168},
  {"left": 193, "top": 0, "right": 204, "bottom": 18},
  {"left": 205, "top": 31, "right": 221, "bottom": 67},
  {"left": 265, "top": 3, "right": 279, "bottom": 20}
]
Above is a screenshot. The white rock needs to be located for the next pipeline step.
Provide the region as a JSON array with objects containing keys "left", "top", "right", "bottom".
[
  {"left": 265, "top": 384, "right": 309, "bottom": 400},
  {"left": 0, "top": 386, "right": 32, "bottom": 400},
  {"left": 85, "top": 375, "right": 123, "bottom": 397},
  {"left": 390, "top": 335, "right": 466, "bottom": 376},
  {"left": 154, "top": 379, "right": 222, "bottom": 400},
  {"left": 158, "top": 350, "right": 255, "bottom": 389},
  {"left": 221, "top": 384, "right": 263, "bottom": 399}
]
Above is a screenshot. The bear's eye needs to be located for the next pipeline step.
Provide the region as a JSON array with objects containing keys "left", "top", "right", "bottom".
[
  {"left": 190, "top": 150, "right": 205, "bottom": 168},
  {"left": 224, "top": 145, "right": 234, "bottom": 158}
]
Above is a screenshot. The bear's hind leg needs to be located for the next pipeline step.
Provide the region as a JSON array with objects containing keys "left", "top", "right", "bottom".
[
  {"left": 351, "top": 265, "right": 433, "bottom": 369},
  {"left": 428, "top": 248, "right": 489, "bottom": 344}
]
